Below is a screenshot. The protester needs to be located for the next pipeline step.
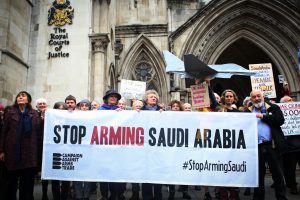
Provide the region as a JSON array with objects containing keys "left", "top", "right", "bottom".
[
  {"left": 0, "top": 91, "right": 42, "bottom": 200},
  {"left": 117, "top": 98, "right": 126, "bottom": 110},
  {"left": 98, "top": 89, "right": 125, "bottom": 200},
  {"left": 51, "top": 101, "right": 70, "bottom": 200},
  {"left": 280, "top": 96, "right": 300, "bottom": 195},
  {"left": 183, "top": 103, "right": 192, "bottom": 112},
  {"left": 247, "top": 89, "right": 287, "bottom": 200},
  {"left": 141, "top": 90, "right": 163, "bottom": 200},
  {"left": 74, "top": 99, "right": 92, "bottom": 200},
  {"left": 132, "top": 100, "right": 143, "bottom": 111},
  {"left": 218, "top": 89, "right": 240, "bottom": 200},
  {"left": 168, "top": 100, "right": 191, "bottom": 200},
  {"left": 65, "top": 95, "right": 77, "bottom": 110},
  {"left": 91, "top": 100, "right": 101, "bottom": 110},
  {"left": 35, "top": 98, "right": 49, "bottom": 200},
  {"left": 129, "top": 101, "right": 144, "bottom": 200}
]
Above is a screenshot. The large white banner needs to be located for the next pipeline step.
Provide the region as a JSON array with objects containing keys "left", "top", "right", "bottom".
[{"left": 42, "top": 110, "right": 258, "bottom": 187}]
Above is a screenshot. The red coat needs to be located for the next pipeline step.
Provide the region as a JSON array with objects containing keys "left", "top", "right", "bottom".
[{"left": 0, "top": 107, "right": 42, "bottom": 171}]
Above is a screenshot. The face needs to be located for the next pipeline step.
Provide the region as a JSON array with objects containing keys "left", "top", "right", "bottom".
[
  {"left": 80, "top": 103, "right": 90, "bottom": 111},
  {"left": 133, "top": 103, "right": 142, "bottom": 110},
  {"left": 118, "top": 101, "right": 126, "bottom": 110},
  {"left": 147, "top": 94, "right": 157, "bottom": 106},
  {"left": 37, "top": 102, "right": 47, "bottom": 112},
  {"left": 91, "top": 101, "right": 100, "bottom": 110},
  {"left": 250, "top": 90, "right": 264, "bottom": 108},
  {"left": 224, "top": 91, "right": 235, "bottom": 106},
  {"left": 58, "top": 105, "right": 65, "bottom": 110},
  {"left": 65, "top": 100, "right": 76, "bottom": 109},
  {"left": 107, "top": 95, "right": 118, "bottom": 105},
  {"left": 184, "top": 105, "right": 191, "bottom": 112},
  {"left": 17, "top": 93, "right": 29, "bottom": 105},
  {"left": 171, "top": 103, "right": 181, "bottom": 111}
]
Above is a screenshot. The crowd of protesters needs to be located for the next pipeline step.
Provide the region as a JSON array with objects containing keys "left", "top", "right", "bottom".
[{"left": 0, "top": 80, "right": 299, "bottom": 200}]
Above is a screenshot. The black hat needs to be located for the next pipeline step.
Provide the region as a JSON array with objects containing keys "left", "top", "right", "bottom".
[{"left": 103, "top": 89, "right": 121, "bottom": 100}]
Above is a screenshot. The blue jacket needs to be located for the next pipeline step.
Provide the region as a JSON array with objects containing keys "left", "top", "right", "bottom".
[{"left": 98, "top": 104, "right": 119, "bottom": 110}]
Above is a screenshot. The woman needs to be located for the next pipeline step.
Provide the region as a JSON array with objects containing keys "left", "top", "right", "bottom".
[
  {"left": 168, "top": 100, "right": 191, "bottom": 200},
  {"left": 0, "top": 91, "right": 42, "bottom": 200},
  {"left": 51, "top": 102, "right": 70, "bottom": 200},
  {"left": 219, "top": 89, "right": 240, "bottom": 200},
  {"left": 74, "top": 100, "right": 92, "bottom": 200},
  {"left": 128, "top": 100, "right": 144, "bottom": 200},
  {"left": 98, "top": 89, "right": 125, "bottom": 200},
  {"left": 141, "top": 90, "right": 163, "bottom": 200}
]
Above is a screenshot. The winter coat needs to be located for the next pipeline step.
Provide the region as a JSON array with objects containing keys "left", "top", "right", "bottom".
[
  {"left": 247, "top": 102, "right": 288, "bottom": 154},
  {"left": 0, "top": 107, "right": 42, "bottom": 171}
]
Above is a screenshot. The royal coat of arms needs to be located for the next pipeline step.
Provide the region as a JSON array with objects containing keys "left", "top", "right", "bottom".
[{"left": 48, "top": 0, "right": 74, "bottom": 26}]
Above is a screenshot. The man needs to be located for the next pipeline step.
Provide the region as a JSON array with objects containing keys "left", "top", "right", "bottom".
[
  {"left": 280, "top": 95, "right": 300, "bottom": 194},
  {"left": 65, "top": 95, "right": 76, "bottom": 110},
  {"left": 35, "top": 98, "right": 49, "bottom": 200},
  {"left": 248, "top": 90, "right": 287, "bottom": 200}
]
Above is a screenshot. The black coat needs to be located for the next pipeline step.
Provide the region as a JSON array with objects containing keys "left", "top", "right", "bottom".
[{"left": 247, "top": 102, "right": 288, "bottom": 155}]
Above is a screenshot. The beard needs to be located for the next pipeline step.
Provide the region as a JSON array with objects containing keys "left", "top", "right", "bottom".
[{"left": 253, "top": 101, "right": 264, "bottom": 108}]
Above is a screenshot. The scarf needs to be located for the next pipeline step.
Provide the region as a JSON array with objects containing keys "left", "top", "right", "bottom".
[{"left": 15, "top": 107, "right": 32, "bottom": 162}]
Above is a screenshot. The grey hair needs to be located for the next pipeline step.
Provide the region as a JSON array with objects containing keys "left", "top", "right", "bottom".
[
  {"left": 142, "top": 90, "right": 160, "bottom": 104},
  {"left": 36, "top": 98, "right": 47, "bottom": 105}
]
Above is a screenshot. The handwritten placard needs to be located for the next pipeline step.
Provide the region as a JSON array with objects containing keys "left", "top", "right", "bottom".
[
  {"left": 120, "top": 79, "right": 146, "bottom": 100},
  {"left": 278, "top": 102, "right": 300, "bottom": 136},
  {"left": 249, "top": 63, "right": 276, "bottom": 98},
  {"left": 190, "top": 83, "right": 210, "bottom": 108}
]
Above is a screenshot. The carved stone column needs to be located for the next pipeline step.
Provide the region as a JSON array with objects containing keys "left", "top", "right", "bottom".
[{"left": 90, "top": 33, "right": 110, "bottom": 101}]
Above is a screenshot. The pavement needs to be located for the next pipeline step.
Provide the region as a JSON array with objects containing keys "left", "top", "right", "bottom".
[{"left": 34, "top": 172, "right": 300, "bottom": 200}]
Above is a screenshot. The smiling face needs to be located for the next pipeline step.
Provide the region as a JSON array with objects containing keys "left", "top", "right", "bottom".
[
  {"left": 37, "top": 102, "right": 48, "bottom": 112},
  {"left": 250, "top": 90, "right": 264, "bottom": 108}
]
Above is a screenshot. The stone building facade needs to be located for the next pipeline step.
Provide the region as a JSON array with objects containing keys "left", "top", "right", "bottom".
[{"left": 0, "top": 0, "right": 299, "bottom": 106}]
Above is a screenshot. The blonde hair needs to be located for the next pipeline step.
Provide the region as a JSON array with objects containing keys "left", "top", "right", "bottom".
[
  {"left": 221, "top": 89, "right": 238, "bottom": 104},
  {"left": 132, "top": 100, "right": 144, "bottom": 110}
]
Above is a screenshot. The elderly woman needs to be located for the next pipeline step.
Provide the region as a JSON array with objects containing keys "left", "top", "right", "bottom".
[
  {"left": 0, "top": 91, "right": 42, "bottom": 200},
  {"left": 141, "top": 90, "right": 163, "bottom": 111},
  {"left": 98, "top": 89, "right": 121, "bottom": 110},
  {"left": 98, "top": 89, "right": 126, "bottom": 200},
  {"left": 141, "top": 90, "right": 163, "bottom": 200}
]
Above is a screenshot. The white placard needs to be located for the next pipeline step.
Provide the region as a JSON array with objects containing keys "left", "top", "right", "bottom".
[
  {"left": 249, "top": 63, "right": 276, "bottom": 98},
  {"left": 278, "top": 102, "right": 300, "bottom": 136},
  {"left": 120, "top": 79, "right": 146, "bottom": 100}
]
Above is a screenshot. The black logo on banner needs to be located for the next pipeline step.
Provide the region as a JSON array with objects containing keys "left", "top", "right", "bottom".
[
  {"left": 52, "top": 153, "right": 62, "bottom": 169},
  {"left": 52, "top": 153, "right": 83, "bottom": 170}
]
